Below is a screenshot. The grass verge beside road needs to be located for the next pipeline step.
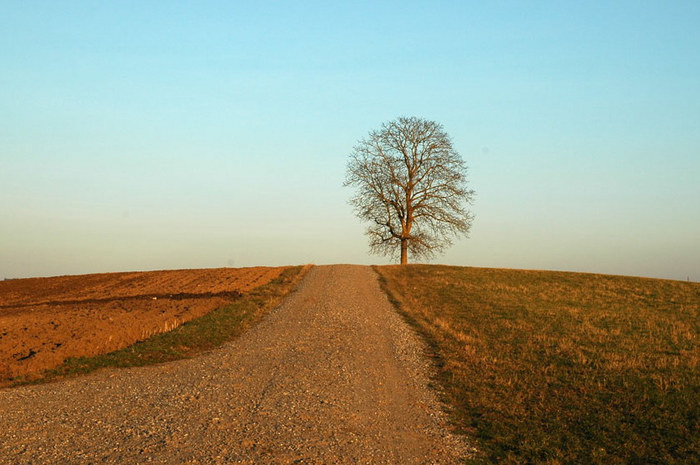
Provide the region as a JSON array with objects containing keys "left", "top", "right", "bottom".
[
  {"left": 375, "top": 264, "right": 699, "bottom": 465},
  {"left": 13, "top": 265, "right": 310, "bottom": 387}
]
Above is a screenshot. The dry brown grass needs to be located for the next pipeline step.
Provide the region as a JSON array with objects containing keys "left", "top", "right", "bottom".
[{"left": 375, "top": 265, "right": 699, "bottom": 465}]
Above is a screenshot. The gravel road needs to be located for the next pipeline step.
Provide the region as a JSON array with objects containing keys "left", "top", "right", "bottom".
[{"left": 0, "top": 265, "right": 472, "bottom": 464}]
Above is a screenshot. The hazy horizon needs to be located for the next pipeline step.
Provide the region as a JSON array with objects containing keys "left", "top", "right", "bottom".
[
  {"left": 3, "top": 263, "right": 698, "bottom": 285},
  {"left": 2, "top": 2, "right": 699, "bottom": 282}
]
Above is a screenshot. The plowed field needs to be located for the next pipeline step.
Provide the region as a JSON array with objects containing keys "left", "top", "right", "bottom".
[{"left": 0, "top": 267, "right": 286, "bottom": 383}]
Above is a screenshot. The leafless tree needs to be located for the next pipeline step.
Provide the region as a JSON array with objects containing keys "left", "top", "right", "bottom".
[{"left": 345, "top": 116, "right": 475, "bottom": 264}]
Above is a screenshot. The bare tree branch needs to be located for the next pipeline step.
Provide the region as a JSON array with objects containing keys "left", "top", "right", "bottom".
[{"left": 344, "top": 116, "right": 475, "bottom": 264}]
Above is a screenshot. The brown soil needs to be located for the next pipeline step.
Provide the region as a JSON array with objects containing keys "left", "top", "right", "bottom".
[
  {"left": 0, "top": 267, "right": 286, "bottom": 382},
  {"left": 0, "top": 265, "right": 472, "bottom": 463}
]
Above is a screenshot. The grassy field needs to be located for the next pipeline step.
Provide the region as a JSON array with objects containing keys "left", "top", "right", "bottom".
[
  {"left": 375, "top": 265, "right": 699, "bottom": 465},
  {"left": 14, "top": 265, "right": 309, "bottom": 387}
]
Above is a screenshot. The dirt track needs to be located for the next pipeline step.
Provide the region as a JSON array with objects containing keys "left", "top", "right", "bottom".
[{"left": 0, "top": 265, "right": 471, "bottom": 463}]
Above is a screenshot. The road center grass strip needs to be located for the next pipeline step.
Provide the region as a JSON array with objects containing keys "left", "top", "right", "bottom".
[
  {"left": 375, "top": 264, "right": 699, "bottom": 465},
  {"left": 13, "top": 265, "right": 310, "bottom": 387}
]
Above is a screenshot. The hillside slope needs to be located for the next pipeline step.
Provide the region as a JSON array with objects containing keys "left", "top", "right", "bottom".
[
  {"left": 375, "top": 265, "right": 699, "bottom": 465},
  {"left": 0, "top": 267, "right": 289, "bottom": 383}
]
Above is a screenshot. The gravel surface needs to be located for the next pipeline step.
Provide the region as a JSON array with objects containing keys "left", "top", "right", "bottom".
[{"left": 0, "top": 265, "right": 473, "bottom": 464}]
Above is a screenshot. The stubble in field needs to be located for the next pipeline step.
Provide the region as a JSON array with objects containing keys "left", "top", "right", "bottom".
[{"left": 375, "top": 265, "right": 699, "bottom": 465}]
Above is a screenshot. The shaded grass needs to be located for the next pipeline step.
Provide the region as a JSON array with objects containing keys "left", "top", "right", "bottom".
[
  {"left": 375, "top": 265, "right": 699, "bottom": 465},
  {"left": 12, "top": 265, "right": 310, "bottom": 387}
]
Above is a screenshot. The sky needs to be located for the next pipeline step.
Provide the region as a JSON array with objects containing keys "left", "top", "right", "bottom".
[{"left": 1, "top": 1, "right": 699, "bottom": 281}]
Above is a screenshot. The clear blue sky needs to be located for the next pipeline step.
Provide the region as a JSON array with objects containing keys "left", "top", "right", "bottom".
[{"left": 2, "top": 1, "right": 699, "bottom": 281}]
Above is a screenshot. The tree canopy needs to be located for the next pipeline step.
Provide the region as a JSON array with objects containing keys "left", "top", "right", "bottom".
[{"left": 345, "top": 116, "right": 475, "bottom": 264}]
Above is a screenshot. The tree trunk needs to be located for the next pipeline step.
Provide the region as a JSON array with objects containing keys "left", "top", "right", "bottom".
[{"left": 400, "top": 239, "right": 408, "bottom": 265}]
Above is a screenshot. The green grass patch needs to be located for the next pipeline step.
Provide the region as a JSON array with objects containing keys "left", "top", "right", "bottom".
[
  {"left": 375, "top": 265, "right": 699, "bottom": 465},
  {"left": 14, "top": 265, "right": 309, "bottom": 387}
]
